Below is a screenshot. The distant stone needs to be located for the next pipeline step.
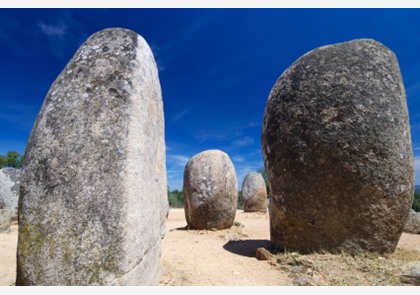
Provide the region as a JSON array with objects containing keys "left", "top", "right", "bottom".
[
  {"left": 262, "top": 38, "right": 414, "bottom": 254},
  {"left": 16, "top": 28, "right": 168, "bottom": 285},
  {"left": 0, "top": 168, "right": 21, "bottom": 220},
  {"left": 183, "top": 150, "right": 238, "bottom": 230},
  {"left": 403, "top": 210, "right": 420, "bottom": 234},
  {"left": 241, "top": 172, "right": 267, "bottom": 213},
  {"left": 0, "top": 209, "right": 12, "bottom": 233}
]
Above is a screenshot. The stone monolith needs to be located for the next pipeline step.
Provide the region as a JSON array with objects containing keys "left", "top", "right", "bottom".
[
  {"left": 16, "top": 28, "right": 168, "bottom": 285},
  {"left": 183, "top": 150, "right": 238, "bottom": 229},
  {"left": 241, "top": 172, "right": 267, "bottom": 213},
  {"left": 262, "top": 38, "right": 414, "bottom": 254}
]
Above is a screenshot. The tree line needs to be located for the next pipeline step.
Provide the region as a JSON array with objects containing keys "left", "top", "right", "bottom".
[
  {"left": 0, "top": 152, "right": 417, "bottom": 212},
  {"left": 413, "top": 191, "right": 420, "bottom": 212},
  {"left": 167, "top": 168, "right": 420, "bottom": 212},
  {"left": 0, "top": 151, "right": 24, "bottom": 169}
]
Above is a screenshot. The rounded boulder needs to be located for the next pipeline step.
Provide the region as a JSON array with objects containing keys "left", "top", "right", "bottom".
[
  {"left": 262, "top": 38, "right": 414, "bottom": 254},
  {"left": 241, "top": 172, "right": 267, "bottom": 213},
  {"left": 183, "top": 150, "right": 238, "bottom": 230}
]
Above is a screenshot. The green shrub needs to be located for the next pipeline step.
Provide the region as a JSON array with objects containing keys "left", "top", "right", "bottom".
[
  {"left": 412, "top": 191, "right": 420, "bottom": 212},
  {"left": 237, "top": 191, "right": 243, "bottom": 209},
  {"left": 168, "top": 189, "right": 184, "bottom": 208}
]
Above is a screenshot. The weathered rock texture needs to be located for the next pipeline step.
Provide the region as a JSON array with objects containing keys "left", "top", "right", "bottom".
[
  {"left": 0, "top": 209, "right": 12, "bottom": 233},
  {"left": 0, "top": 168, "right": 22, "bottom": 220},
  {"left": 403, "top": 210, "right": 420, "bottom": 234},
  {"left": 241, "top": 172, "right": 267, "bottom": 213},
  {"left": 16, "top": 28, "right": 168, "bottom": 285},
  {"left": 262, "top": 38, "right": 414, "bottom": 254},
  {"left": 183, "top": 150, "right": 238, "bottom": 229},
  {"left": 399, "top": 261, "right": 420, "bottom": 285}
]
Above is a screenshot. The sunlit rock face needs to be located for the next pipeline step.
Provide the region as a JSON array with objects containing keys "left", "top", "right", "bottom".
[
  {"left": 262, "top": 38, "right": 414, "bottom": 254},
  {"left": 183, "top": 150, "right": 238, "bottom": 230},
  {"left": 16, "top": 28, "right": 168, "bottom": 285},
  {"left": 242, "top": 172, "right": 267, "bottom": 213}
]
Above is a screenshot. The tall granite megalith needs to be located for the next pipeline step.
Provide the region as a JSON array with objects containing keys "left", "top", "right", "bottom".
[
  {"left": 183, "top": 150, "right": 238, "bottom": 230},
  {"left": 241, "top": 172, "right": 267, "bottom": 213},
  {"left": 16, "top": 28, "right": 168, "bottom": 285},
  {"left": 262, "top": 39, "right": 414, "bottom": 254}
]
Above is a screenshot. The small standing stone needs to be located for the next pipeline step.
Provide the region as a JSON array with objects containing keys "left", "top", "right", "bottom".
[
  {"left": 0, "top": 209, "right": 12, "bottom": 233},
  {"left": 403, "top": 210, "right": 420, "bottom": 234},
  {"left": 262, "top": 38, "right": 414, "bottom": 254},
  {"left": 183, "top": 150, "right": 238, "bottom": 230},
  {"left": 0, "top": 168, "right": 22, "bottom": 220},
  {"left": 241, "top": 172, "right": 267, "bottom": 213},
  {"left": 16, "top": 28, "right": 168, "bottom": 285}
]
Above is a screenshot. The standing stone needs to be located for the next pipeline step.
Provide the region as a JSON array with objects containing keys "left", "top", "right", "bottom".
[
  {"left": 0, "top": 209, "right": 12, "bottom": 233},
  {"left": 403, "top": 210, "right": 420, "bottom": 234},
  {"left": 183, "top": 150, "right": 238, "bottom": 230},
  {"left": 262, "top": 39, "right": 414, "bottom": 254},
  {"left": 241, "top": 172, "right": 267, "bottom": 213},
  {"left": 0, "top": 167, "right": 22, "bottom": 220},
  {"left": 16, "top": 28, "right": 168, "bottom": 285}
]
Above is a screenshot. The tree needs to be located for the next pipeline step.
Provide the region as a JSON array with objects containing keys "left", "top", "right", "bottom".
[
  {"left": 6, "top": 151, "right": 20, "bottom": 168},
  {"left": 0, "top": 155, "right": 7, "bottom": 168},
  {"left": 167, "top": 188, "right": 184, "bottom": 208},
  {"left": 237, "top": 190, "right": 243, "bottom": 209},
  {"left": 0, "top": 151, "right": 24, "bottom": 169},
  {"left": 413, "top": 191, "right": 420, "bottom": 212}
]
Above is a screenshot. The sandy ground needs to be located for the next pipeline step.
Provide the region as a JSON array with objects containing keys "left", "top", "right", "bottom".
[
  {"left": 160, "top": 209, "right": 292, "bottom": 286},
  {"left": 0, "top": 222, "right": 18, "bottom": 286},
  {"left": 1, "top": 209, "right": 419, "bottom": 286}
]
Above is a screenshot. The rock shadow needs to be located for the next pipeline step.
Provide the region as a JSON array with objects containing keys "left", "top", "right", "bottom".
[
  {"left": 168, "top": 225, "right": 189, "bottom": 232},
  {"left": 223, "top": 239, "right": 272, "bottom": 258}
]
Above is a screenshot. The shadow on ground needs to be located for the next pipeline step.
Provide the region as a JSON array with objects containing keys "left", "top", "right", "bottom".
[{"left": 223, "top": 239, "right": 272, "bottom": 257}]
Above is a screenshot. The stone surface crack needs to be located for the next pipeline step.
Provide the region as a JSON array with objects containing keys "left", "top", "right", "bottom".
[{"left": 109, "top": 237, "right": 160, "bottom": 285}]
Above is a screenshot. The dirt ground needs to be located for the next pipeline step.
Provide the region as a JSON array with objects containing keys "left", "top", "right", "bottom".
[
  {"left": 0, "top": 221, "right": 18, "bottom": 286},
  {"left": 1, "top": 208, "right": 419, "bottom": 286},
  {"left": 160, "top": 209, "right": 292, "bottom": 286}
]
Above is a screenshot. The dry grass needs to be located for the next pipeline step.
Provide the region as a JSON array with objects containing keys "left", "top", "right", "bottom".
[{"left": 268, "top": 248, "right": 420, "bottom": 286}]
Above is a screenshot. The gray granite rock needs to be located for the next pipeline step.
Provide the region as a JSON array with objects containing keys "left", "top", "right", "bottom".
[
  {"left": 16, "top": 28, "right": 168, "bottom": 285},
  {"left": 399, "top": 261, "right": 420, "bottom": 285},
  {"left": 183, "top": 150, "right": 238, "bottom": 230},
  {"left": 0, "top": 167, "right": 22, "bottom": 220},
  {"left": 241, "top": 172, "right": 267, "bottom": 213},
  {"left": 0, "top": 209, "right": 12, "bottom": 233},
  {"left": 403, "top": 210, "right": 420, "bottom": 234},
  {"left": 262, "top": 38, "right": 414, "bottom": 254}
]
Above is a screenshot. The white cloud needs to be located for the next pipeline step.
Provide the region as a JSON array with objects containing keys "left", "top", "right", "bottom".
[
  {"left": 0, "top": 103, "right": 38, "bottom": 131},
  {"left": 195, "top": 132, "right": 227, "bottom": 143},
  {"left": 38, "top": 21, "right": 67, "bottom": 38},
  {"left": 232, "top": 156, "right": 245, "bottom": 163},
  {"left": 183, "top": 17, "right": 208, "bottom": 40},
  {"left": 171, "top": 108, "right": 190, "bottom": 122},
  {"left": 166, "top": 153, "right": 191, "bottom": 190},
  {"left": 167, "top": 154, "right": 190, "bottom": 167},
  {"left": 235, "top": 161, "right": 264, "bottom": 189},
  {"left": 415, "top": 156, "right": 420, "bottom": 185},
  {"left": 246, "top": 121, "right": 259, "bottom": 128},
  {"left": 150, "top": 44, "right": 170, "bottom": 73},
  {"left": 406, "top": 81, "right": 420, "bottom": 98},
  {"left": 231, "top": 136, "right": 254, "bottom": 147}
]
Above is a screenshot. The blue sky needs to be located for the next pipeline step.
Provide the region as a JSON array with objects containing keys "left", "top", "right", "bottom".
[{"left": 0, "top": 8, "right": 419, "bottom": 190}]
